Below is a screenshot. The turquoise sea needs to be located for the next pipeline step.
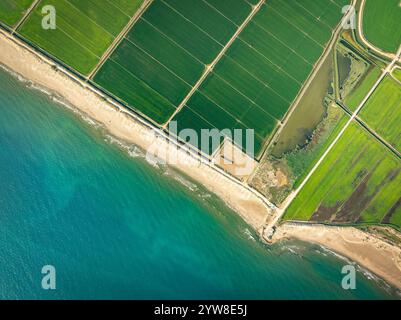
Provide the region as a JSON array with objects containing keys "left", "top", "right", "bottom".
[{"left": 0, "top": 68, "right": 398, "bottom": 299}]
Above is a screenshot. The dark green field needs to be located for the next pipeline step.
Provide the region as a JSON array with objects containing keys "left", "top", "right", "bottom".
[
  {"left": 0, "top": 0, "right": 34, "bottom": 27},
  {"left": 95, "top": 0, "right": 350, "bottom": 155},
  {"left": 19, "top": 0, "right": 143, "bottom": 75},
  {"left": 95, "top": 0, "right": 249, "bottom": 125},
  {"left": 174, "top": 0, "right": 349, "bottom": 156},
  {"left": 12, "top": 0, "right": 351, "bottom": 157}
]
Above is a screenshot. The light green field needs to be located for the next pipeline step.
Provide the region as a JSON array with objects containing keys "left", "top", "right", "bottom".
[
  {"left": 284, "top": 123, "right": 401, "bottom": 228},
  {"left": 363, "top": 0, "right": 401, "bottom": 53},
  {"left": 19, "top": 0, "right": 143, "bottom": 75},
  {"left": 95, "top": 0, "right": 244, "bottom": 125},
  {"left": 359, "top": 76, "right": 401, "bottom": 152},
  {"left": 0, "top": 0, "right": 34, "bottom": 27},
  {"left": 344, "top": 66, "right": 381, "bottom": 111}
]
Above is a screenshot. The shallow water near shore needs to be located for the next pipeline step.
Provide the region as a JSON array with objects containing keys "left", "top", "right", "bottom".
[{"left": 0, "top": 69, "right": 398, "bottom": 299}]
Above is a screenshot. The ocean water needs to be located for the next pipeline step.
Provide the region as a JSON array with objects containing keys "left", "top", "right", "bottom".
[{"left": 0, "top": 68, "right": 398, "bottom": 299}]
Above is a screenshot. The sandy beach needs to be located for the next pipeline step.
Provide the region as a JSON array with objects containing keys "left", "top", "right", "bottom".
[
  {"left": 273, "top": 223, "right": 401, "bottom": 291},
  {"left": 0, "top": 30, "right": 273, "bottom": 232}
]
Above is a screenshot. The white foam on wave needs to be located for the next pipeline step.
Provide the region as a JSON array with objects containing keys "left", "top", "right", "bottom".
[
  {"left": 318, "top": 245, "right": 352, "bottom": 264},
  {"left": 0, "top": 64, "right": 29, "bottom": 84},
  {"left": 2, "top": 64, "right": 102, "bottom": 130},
  {"left": 243, "top": 228, "right": 256, "bottom": 242}
]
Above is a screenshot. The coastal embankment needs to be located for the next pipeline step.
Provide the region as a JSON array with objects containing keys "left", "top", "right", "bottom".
[
  {"left": 0, "top": 30, "right": 273, "bottom": 232},
  {"left": 272, "top": 223, "right": 401, "bottom": 290}
]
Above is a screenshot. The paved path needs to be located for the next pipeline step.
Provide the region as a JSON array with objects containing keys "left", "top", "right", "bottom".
[{"left": 12, "top": 0, "right": 40, "bottom": 33}]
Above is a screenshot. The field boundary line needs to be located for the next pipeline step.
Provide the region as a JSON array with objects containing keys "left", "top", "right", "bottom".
[
  {"left": 211, "top": 72, "right": 279, "bottom": 122},
  {"left": 259, "top": 1, "right": 356, "bottom": 161},
  {"left": 160, "top": 0, "right": 225, "bottom": 47},
  {"left": 292, "top": 0, "right": 333, "bottom": 31},
  {"left": 162, "top": 0, "right": 266, "bottom": 129},
  {"left": 224, "top": 55, "right": 293, "bottom": 104},
  {"left": 124, "top": 36, "right": 193, "bottom": 87},
  {"left": 104, "top": 0, "right": 131, "bottom": 18},
  {"left": 201, "top": 0, "right": 240, "bottom": 27},
  {"left": 251, "top": 19, "right": 314, "bottom": 66},
  {"left": 285, "top": 132, "right": 360, "bottom": 220},
  {"left": 271, "top": 44, "right": 401, "bottom": 228},
  {"left": 390, "top": 67, "right": 401, "bottom": 87},
  {"left": 107, "top": 56, "right": 177, "bottom": 109},
  {"left": 88, "top": 0, "right": 153, "bottom": 80},
  {"left": 237, "top": 38, "right": 303, "bottom": 85},
  {"left": 13, "top": 0, "right": 40, "bottom": 33},
  {"left": 64, "top": 0, "right": 116, "bottom": 38},
  {"left": 354, "top": 115, "right": 401, "bottom": 160},
  {"left": 264, "top": 3, "right": 324, "bottom": 49},
  {"left": 140, "top": 18, "right": 206, "bottom": 66}
]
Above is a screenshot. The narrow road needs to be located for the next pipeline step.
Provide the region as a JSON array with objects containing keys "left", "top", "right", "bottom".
[
  {"left": 12, "top": 0, "right": 40, "bottom": 34},
  {"left": 269, "top": 45, "right": 401, "bottom": 229},
  {"left": 88, "top": 0, "right": 153, "bottom": 79},
  {"left": 162, "top": 0, "right": 266, "bottom": 129}
]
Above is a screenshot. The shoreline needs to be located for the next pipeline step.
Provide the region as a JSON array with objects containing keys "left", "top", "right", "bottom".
[
  {"left": 272, "top": 223, "right": 401, "bottom": 291},
  {"left": 0, "top": 30, "right": 273, "bottom": 232},
  {"left": 1, "top": 29, "right": 401, "bottom": 293}
]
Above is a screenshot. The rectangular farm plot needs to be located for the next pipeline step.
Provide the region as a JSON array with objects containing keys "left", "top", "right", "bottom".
[
  {"left": 94, "top": 0, "right": 253, "bottom": 125},
  {"left": 284, "top": 123, "right": 401, "bottom": 227},
  {"left": 19, "top": 0, "right": 144, "bottom": 75},
  {"left": 0, "top": 0, "right": 34, "bottom": 27},
  {"left": 173, "top": 97, "right": 264, "bottom": 156},
  {"left": 94, "top": 59, "right": 176, "bottom": 123},
  {"left": 172, "top": 0, "right": 348, "bottom": 156},
  {"left": 359, "top": 76, "right": 401, "bottom": 153}
]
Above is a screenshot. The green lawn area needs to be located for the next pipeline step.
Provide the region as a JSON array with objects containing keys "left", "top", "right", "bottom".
[
  {"left": 0, "top": 0, "right": 34, "bottom": 27},
  {"left": 19, "top": 0, "right": 143, "bottom": 75},
  {"left": 344, "top": 66, "right": 381, "bottom": 111},
  {"left": 363, "top": 0, "right": 401, "bottom": 53},
  {"left": 359, "top": 76, "right": 401, "bottom": 153},
  {"left": 283, "top": 122, "right": 401, "bottom": 227}
]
